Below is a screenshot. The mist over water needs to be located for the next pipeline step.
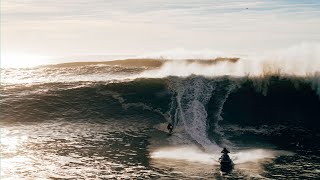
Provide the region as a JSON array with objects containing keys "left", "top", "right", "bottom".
[{"left": 1, "top": 43, "right": 320, "bottom": 179}]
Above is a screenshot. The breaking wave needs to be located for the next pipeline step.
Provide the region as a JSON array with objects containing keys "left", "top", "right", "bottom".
[
  {"left": 2, "top": 75, "right": 320, "bottom": 153},
  {"left": 1, "top": 43, "right": 320, "bottom": 153}
]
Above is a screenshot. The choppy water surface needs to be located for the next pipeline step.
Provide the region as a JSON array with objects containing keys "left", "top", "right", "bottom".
[
  {"left": 1, "top": 121, "right": 152, "bottom": 179},
  {"left": 1, "top": 61, "right": 320, "bottom": 179},
  {"left": 1, "top": 120, "right": 319, "bottom": 179}
]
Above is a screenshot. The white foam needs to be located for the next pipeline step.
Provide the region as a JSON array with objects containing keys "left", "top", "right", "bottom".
[
  {"left": 151, "top": 146, "right": 293, "bottom": 165},
  {"left": 137, "top": 42, "right": 320, "bottom": 78},
  {"left": 232, "top": 149, "right": 276, "bottom": 164},
  {"left": 151, "top": 146, "right": 217, "bottom": 165},
  {"left": 167, "top": 77, "right": 220, "bottom": 151},
  {"left": 137, "top": 48, "right": 224, "bottom": 60}
]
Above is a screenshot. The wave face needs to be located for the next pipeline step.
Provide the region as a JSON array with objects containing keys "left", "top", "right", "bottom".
[{"left": 2, "top": 61, "right": 320, "bottom": 152}]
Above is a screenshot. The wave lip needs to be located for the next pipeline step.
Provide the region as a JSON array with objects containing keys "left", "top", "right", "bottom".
[{"left": 2, "top": 42, "right": 320, "bottom": 85}]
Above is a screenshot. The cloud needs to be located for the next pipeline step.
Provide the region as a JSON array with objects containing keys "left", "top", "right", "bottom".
[{"left": 1, "top": 0, "right": 320, "bottom": 58}]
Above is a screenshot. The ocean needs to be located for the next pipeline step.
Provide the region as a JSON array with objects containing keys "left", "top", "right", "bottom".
[{"left": 1, "top": 58, "right": 320, "bottom": 179}]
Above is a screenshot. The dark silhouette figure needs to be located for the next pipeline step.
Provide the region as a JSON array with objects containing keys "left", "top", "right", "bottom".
[
  {"left": 221, "top": 147, "right": 230, "bottom": 154},
  {"left": 167, "top": 123, "right": 173, "bottom": 134},
  {"left": 219, "top": 147, "right": 233, "bottom": 173}
]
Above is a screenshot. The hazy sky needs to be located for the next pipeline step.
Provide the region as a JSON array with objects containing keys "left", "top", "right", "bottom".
[{"left": 1, "top": 0, "right": 320, "bottom": 66}]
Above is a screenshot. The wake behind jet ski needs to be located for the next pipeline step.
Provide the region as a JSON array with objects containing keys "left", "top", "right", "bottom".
[{"left": 219, "top": 148, "right": 233, "bottom": 173}]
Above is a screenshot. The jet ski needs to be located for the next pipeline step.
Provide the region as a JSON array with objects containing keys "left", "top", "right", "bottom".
[{"left": 219, "top": 154, "right": 233, "bottom": 172}]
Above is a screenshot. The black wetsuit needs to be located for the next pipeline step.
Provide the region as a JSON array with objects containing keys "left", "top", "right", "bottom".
[{"left": 167, "top": 123, "right": 173, "bottom": 133}]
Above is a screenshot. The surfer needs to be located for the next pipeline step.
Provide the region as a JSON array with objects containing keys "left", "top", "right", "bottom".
[{"left": 167, "top": 123, "right": 173, "bottom": 134}]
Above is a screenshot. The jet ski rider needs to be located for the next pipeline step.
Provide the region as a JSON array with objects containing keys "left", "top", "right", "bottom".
[{"left": 219, "top": 147, "right": 231, "bottom": 161}]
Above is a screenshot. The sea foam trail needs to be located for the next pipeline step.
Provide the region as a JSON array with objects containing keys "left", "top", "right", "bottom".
[
  {"left": 150, "top": 146, "right": 292, "bottom": 165},
  {"left": 168, "top": 77, "right": 217, "bottom": 151}
]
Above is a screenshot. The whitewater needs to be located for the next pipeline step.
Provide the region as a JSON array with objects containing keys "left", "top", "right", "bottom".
[{"left": 1, "top": 43, "right": 320, "bottom": 179}]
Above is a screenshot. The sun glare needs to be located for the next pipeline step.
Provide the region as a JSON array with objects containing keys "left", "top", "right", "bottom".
[
  {"left": 1, "top": 53, "right": 52, "bottom": 68},
  {"left": 1, "top": 128, "right": 29, "bottom": 178}
]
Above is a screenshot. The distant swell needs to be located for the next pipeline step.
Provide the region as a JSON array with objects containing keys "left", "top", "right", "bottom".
[{"left": 43, "top": 58, "right": 239, "bottom": 68}]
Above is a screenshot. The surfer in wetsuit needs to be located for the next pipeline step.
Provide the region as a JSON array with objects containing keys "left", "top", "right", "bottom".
[{"left": 167, "top": 123, "right": 173, "bottom": 134}]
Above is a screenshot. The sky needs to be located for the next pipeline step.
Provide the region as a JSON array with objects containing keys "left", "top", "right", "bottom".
[{"left": 1, "top": 0, "right": 320, "bottom": 67}]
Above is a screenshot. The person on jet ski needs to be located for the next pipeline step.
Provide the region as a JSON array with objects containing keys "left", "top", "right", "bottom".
[
  {"left": 167, "top": 123, "right": 173, "bottom": 133},
  {"left": 219, "top": 147, "right": 233, "bottom": 172}
]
